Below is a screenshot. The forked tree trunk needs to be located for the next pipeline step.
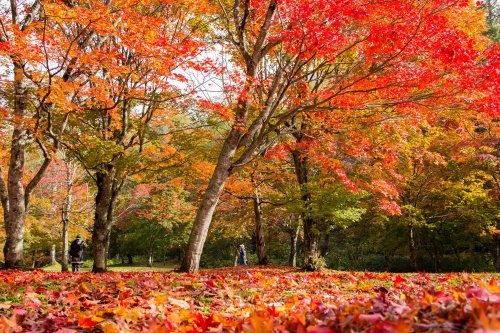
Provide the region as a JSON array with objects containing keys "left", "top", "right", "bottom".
[
  {"left": 253, "top": 181, "right": 268, "bottom": 265},
  {"left": 180, "top": 0, "right": 279, "bottom": 273}
]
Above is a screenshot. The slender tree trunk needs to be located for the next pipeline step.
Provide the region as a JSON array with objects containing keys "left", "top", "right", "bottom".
[
  {"left": 252, "top": 180, "right": 268, "bottom": 265},
  {"left": 61, "top": 162, "right": 74, "bottom": 272},
  {"left": 408, "top": 222, "right": 417, "bottom": 271},
  {"left": 320, "top": 230, "right": 330, "bottom": 257},
  {"left": 61, "top": 196, "right": 72, "bottom": 272},
  {"left": 179, "top": 0, "right": 280, "bottom": 273},
  {"left": 61, "top": 217, "right": 69, "bottom": 272},
  {"left": 31, "top": 250, "right": 37, "bottom": 269},
  {"left": 148, "top": 251, "right": 153, "bottom": 267},
  {"left": 180, "top": 126, "right": 242, "bottom": 272},
  {"left": 105, "top": 230, "right": 111, "bottom": 265},
  {"left": 50, "top": 244, "right": 56, "bottom": 265},
  {"left": 288, "top": 222, "right": 300, "bottom": 267},
  {"left": 495, "top": 238, "right": 500, "bottom": 272},
  {"left": 495, "top": 220, "right": 500, "bottom": 272},
  {"left": 452, "top": 245, "right": 462, "bottom": 270}
]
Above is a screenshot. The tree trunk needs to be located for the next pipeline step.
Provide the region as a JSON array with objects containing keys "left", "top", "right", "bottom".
[
  {"left": 288, "top": 222, "right": 300, "bottom": 267},
  {"left": 3, "top": 206, "right": 26, "bottom": 268},
  {"left": 302, "top": 216, "right": 322, "bottom": 270},
  {"left": 3, "top": 63, "right": 28, "bottom": 269},
  {"left": 50, "top": 244, "right": 56, "bottom": 265},
  {"left": 61, "top": 216, "right": 69, "bottom": 272},
  {"left": 495, "top": 220, "right": 500, "bottom": 272},
  {"left": 452, "top": 245, "right": 462, "bottom": 270},
  {"left": 31, "top": 250, "right": 37, "bottom": 269},
  {"left": 148, "top": 252, "right": 153, "bottom": 267},
  {"left": 320, "top": 231, "right": 330, "bottom": 257},
  {"left": 253, "top": 181, "right": 268, "bottom": 265},
  {"left": 291, "top": 142, "right": 322, "bottom": 270},
  {"left": 179, "top": 0, "right": 279, "bottom": 272},
  {"left": 105, "top": 230, "right": 111, "bottom": 264},
  {"left": 180, "top": 126, "right": 242, "bottom": 272},
  {"left": 495, "top": 237, "right": 500, "bottom": 272},
  {"left": 92, "top": 169, "right": 115, "bottom": 273},
  {"left": 493, "top": 232, "right": 500, "bottom": 272},
  {"left": 61, "top": 162, "right": 74, "bottom": 272},
  {"left": 408, "top": 222, "right": 417, "bottom": 271}
]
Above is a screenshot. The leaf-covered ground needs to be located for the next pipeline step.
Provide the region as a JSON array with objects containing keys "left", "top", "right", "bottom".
[{"left": 0, "top": 267, "right": 498, "bottom": 332}]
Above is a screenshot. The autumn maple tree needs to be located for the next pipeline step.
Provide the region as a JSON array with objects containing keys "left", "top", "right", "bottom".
[
  {"left": 51, "top": 0, "right": 203, "bottom": 272},
  {"left": 1, "top": 0, "right": 204, "bottom": 271},
  {"left": 0, "top": 0, "right": 74, "bottom": 268},
  {"left": 181, "top": 0, "right": 498, "bottom": 272}
]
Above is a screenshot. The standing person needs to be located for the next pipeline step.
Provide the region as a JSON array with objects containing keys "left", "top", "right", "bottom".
[
  {"left": 236, "top": 244, "right": 247, "bottom": 266},
  {"left": 69, "top": 235, "right": 86, "bottom": 272}
]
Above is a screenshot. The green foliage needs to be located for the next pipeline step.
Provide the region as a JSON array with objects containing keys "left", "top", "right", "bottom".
[{"left": 303, "top": 255, "right": 327, "bottom": 272}]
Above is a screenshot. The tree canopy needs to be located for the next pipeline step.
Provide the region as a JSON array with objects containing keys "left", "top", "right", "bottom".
[{"left": 0, "top": 0, "right": 498, "bottom": 273}]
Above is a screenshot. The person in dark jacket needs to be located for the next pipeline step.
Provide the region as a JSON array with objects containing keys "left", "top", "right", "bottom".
[
  {"left": 236, "top": 244, "right": 247, "bottom": 266},
  {"left": 69, "top": 235, "right": 86, "bottom": 272}
]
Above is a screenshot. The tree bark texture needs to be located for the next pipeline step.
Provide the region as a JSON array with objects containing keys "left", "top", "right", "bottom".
[
  {"left": 292, "top": 142, "right": 321, "bottom": 270},
  {"left": 92, "top": 168, "right": 117, "bottom": 272},
  {"left": 3, "top": 63, "right": 28, "bottom": 269}
]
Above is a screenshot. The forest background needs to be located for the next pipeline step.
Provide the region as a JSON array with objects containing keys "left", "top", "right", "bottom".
[{"left": 0, "top": 0, "right": 499, "bottom": 274}]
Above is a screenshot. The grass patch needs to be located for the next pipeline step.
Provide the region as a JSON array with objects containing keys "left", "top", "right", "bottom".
[{"left": 42, "top": 262, "right": 176, "bottom": 272}]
